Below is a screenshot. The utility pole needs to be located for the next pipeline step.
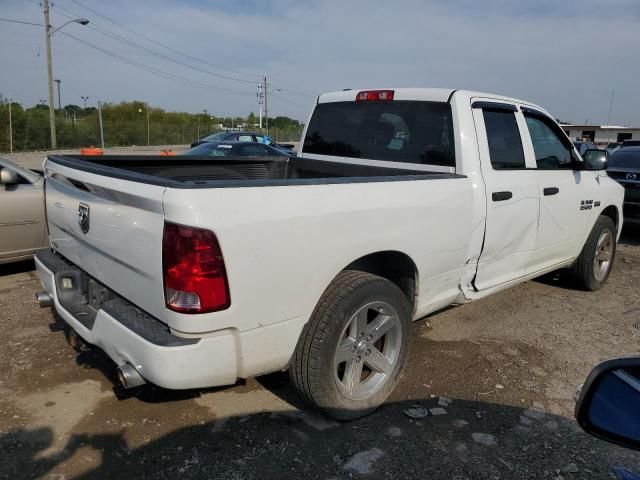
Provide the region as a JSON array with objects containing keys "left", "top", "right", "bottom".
[
  {"left": 44, "top": 0, "right": 57, "bottom": 149},
  {"left": 605, "top": 89, "right": 615, "bottom": 144},
  {"left": 263, "top": 75, "right": 269, "bottom": 136},
  {"left": 97, "top": 100, "right": 104, "bottom": 148},
  {"left": 81, "top": 96, "right": 89, "bottom": 109},
  {"left": 257, "top": 81, "right": 264, "bottom": 130},
  {"left": 8, "top": 95, "right": 13, "bottom": 153},
  {"left": 54, "top": 79, "right": 62, "bottom": 110}
]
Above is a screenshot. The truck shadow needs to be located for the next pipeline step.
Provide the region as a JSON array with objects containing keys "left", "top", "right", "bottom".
[
  {"left": 620, "top": 224, "right": 640, "bottom": 246},
  {"left": 2, "top": 395, "right": 639, "bottom": 480},
  {"left": 0, "top": 258, "right": 35, "bottom": 277}
]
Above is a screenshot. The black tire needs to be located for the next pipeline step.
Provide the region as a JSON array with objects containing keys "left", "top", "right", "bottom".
[
  {"left": 289, "top": 270, "right": 411, "bottom": 421},
  {"left": 570, "top": 215, "right": 616, "bottom": 291}
]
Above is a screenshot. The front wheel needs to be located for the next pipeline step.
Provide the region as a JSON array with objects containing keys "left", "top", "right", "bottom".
[
  {"left": 289, "top": 271, "right": 411, "bottom": 420},
  {"left": 571, "top": 215, "right": 617, "bottom": 291}
]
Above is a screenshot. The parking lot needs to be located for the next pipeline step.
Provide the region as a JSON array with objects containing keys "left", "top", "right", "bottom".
[{"left": 0, "top": 226, "right": 637, "bottom": 479}]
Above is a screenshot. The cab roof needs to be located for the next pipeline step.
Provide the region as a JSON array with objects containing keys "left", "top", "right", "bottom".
[{"left": 317, "top": 88, "right": 547, "bottom": 115}]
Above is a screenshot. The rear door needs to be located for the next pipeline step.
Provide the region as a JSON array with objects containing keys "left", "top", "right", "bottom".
[
  {"left": 471, "top": 101, "right": 540, "bottom": 290},
  {"left": 44, "top": 159, "right": 168, "bottom": 321}
]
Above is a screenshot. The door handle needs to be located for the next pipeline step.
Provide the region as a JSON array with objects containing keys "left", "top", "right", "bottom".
[
  {"left": 492, "top": 191, "right": 513, "bottom": 202},
  {"left": 543, "top": 187, "right": 559, "bottom": 196}
]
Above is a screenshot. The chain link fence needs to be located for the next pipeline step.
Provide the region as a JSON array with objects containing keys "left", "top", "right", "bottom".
[{"left": 0, "top": 106, "right": 304, "bottom": 153}]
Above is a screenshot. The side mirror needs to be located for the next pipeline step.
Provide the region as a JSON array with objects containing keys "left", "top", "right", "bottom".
[
  {"left": 575, "top": 357, "right": 640, "bottom": 451},
  {"left": 0, "top": 168, "right": 19, "bottom": 185},
  {"left": 582, "top": 149, "right": 608, "bottom": 171}
]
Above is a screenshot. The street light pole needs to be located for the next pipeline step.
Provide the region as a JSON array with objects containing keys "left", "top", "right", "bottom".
[
  {"left": 43, "top": 0, "right": 89, "bottom": 149},
  {"left": 44, "top": 0, "right": 57, "bottom": 149},
  {"left": 54, "top": 79, "right": 62, "bottom": 110},
  {"left": 81, "top": 96, "right": 89, "bottom": 109},
  {"left": 97, "top": 100, "right": 104, "bottom": 149}
]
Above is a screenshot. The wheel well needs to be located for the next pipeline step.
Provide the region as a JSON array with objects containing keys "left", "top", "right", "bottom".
[
  {"left": 601, "top": 205, "right": 619, "bottom": 231},
  {"left": 344, "top": 251, "right": 418, "bottom": 310}
]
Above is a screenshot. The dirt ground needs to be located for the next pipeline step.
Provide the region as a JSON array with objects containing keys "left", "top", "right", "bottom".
[{"left": 1, "top": 227, "right": 639, "bottom": 480}]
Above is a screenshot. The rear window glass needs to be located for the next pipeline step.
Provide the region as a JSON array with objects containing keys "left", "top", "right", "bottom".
[
  {"left": 610, "top": 150, "right": 640, "bottom": 169},
  {"left": 303, "top": 101, "right": 455, "bottom": 167},
  {"left": 202, "top": 132, "right": 229, "bottom": 142},
  {"left": 181, "top": 143, "right": 232, "bottom": 156},
  {"left": 483, "top": 110, "right": 526, "bottom": 169}
]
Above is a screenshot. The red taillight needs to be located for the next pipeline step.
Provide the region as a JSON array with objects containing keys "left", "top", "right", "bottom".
[
  {"left": 162, "top": 222, "right": 230, "bottom": 313},
  {"left": 356, "top": 90, "right": 394, "bottom": 102}
]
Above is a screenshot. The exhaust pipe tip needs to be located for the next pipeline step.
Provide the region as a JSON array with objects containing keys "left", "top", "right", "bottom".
[
  {"left": 36, "top": 291, "right": 53, "bottom": 308},
  {"left": 117, "top": 364, "right": 146, "bottom": 389}
]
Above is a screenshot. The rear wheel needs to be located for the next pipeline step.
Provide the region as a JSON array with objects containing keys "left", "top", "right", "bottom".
[
  {"left": 289, "top": 270, "right": 411, "bottom": 420},
  {"left": 571, "top": 215, "right": 616, "bottom": 291}
]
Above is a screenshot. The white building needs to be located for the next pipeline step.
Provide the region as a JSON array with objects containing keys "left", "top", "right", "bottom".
[{"left": 561, "top": 124, "right": 640, "bottom": 146}]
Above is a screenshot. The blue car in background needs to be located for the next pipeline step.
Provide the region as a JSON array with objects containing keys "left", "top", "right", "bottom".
[
  {"left": 190, "top": 131, "right": 296, "bottom": 154},
  {"left": 180, "top": 141, "right": 293, "bottom": 158}
]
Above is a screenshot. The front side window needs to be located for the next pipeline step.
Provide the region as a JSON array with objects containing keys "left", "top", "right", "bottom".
[
  {"left": 303, "top": 101, "right": 455, "bottom": 167},
  {"left": 237, "top": 135, "right": 253, "bottom": 142},
  {"left": 525, "top": 116, "right": 573, "bottom": 169},
  {"left": 482, "top": 110, "right": 526, "bottom": 169}
]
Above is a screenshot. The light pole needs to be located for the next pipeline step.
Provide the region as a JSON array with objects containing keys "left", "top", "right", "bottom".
[
  {"left": 81, "top": 96, "right": 89, "bottom": 109},
  {"left": 54, "top": 79, "right": 62, "bottom": 110},
  {"left": 43, "top": 0, "right": 89, "bottom": 149},
  {"left": 146, "top": 103, "right": 150, "bottom": 146},
  {"left": 138, "top": 104, "right": 150, "bottom": 146}
]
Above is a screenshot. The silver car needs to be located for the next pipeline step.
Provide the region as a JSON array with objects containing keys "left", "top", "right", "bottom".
[{"left": 0, "top": 157, "right": 47, "bottom": 264}]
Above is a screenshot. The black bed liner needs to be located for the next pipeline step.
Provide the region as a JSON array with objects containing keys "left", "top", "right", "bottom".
[{"left": 47, "top": 154, "right": 464, "bottom": 188}]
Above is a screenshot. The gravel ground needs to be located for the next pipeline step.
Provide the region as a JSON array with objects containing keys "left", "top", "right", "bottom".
[{"left": 1, "top": 227, "right": 639, "bottom": 480}]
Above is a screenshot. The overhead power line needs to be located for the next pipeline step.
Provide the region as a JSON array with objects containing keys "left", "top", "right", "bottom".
[
  {"left": 60, "top": 31, "right": 254, "bottom": 95},
  {"left": 52, "top": 2, "right": 259, "bottom": 87},
  {"left": 269, "top": 93, "right": 310, "bottom": 110},
  {"left": 66, "top": 0, "right": 256, "bottom": 83},
  {"left": 60, "top": 0, "right": 318, "bottom": 98},
  {"left": 55, "top": 7, "right": 255, "bottom": 86},
  {"left": 0, "top": 17, "right": 44, "bottom": 27}
]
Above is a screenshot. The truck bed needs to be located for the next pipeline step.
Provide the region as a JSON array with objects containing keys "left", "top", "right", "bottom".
[{"left": 47, "top": 155, "right": 461, "bottom": 188}]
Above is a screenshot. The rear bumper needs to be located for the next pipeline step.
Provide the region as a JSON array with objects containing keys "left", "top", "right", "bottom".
[{"left": 35, "top": 249, "right": 239, "bottom": 389}]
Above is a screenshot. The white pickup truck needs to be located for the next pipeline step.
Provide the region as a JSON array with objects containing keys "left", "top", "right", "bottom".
[{"left": 35, "top": 88, "right": 623, "bottom": 419}]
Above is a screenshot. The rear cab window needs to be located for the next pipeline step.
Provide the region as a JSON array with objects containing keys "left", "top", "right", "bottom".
[
  {"left": 303, "top": 101, "right": 455, "bottom": 167},
  {"left": 482, "top": 109, "right": 526, "bottom": 169}
]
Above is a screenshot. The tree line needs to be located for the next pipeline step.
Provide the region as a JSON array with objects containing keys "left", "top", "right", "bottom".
[{"left": 0, "top": 95, "right": 303, "bottom": 152}]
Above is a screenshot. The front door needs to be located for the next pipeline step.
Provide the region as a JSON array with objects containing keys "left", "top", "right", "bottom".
[
  {"left": 520, "top": 111, "right": 594, "bottom": 271},
  {"left": 471, "top": 101, "right": 540, "bottom": 290},
  {"left": 0, "top": 174, "right": 45, "bottom": 260}
]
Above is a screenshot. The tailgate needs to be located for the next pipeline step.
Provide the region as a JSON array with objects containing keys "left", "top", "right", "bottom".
[{"left": 44, "top": 158, "right": 168, "bottom": 322}]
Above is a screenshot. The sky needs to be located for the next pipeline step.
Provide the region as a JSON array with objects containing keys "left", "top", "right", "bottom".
[{"left": 1, "top": 0, "right": 639, "bottom": 124}]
